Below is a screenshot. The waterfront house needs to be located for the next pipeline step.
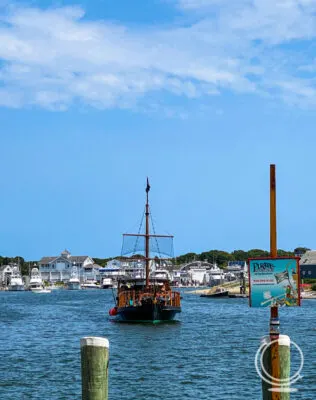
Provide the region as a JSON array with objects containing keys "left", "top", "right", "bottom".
[
  {"left": 38, "top": 249, "right": 98, "bottom": 283},
  {"left": 108, "top": 258, "right": 146, "bottom": 279},
  {"left": 179, "top": 261, "right": 216, "bottom": 285},
  {"left": 100, "top": 258, "right": 171, "bottom": 281},
  {"left": 226, "top": 261, "right": 247, "bottom": 273},
  {"left": 99, "top": 259, "right": 125, "bottom": 281},
  {"left": 0, "top": 265, "right": 13, "bottom": 287},
  {"left": 106, "top": 259, "right": 122, "bottom": 269},
  {"left": 299, "top": 250, "right": 316, "bottom": 279},
  {"left": 83, "top": 263, "right": 102, "bottom": 282}
]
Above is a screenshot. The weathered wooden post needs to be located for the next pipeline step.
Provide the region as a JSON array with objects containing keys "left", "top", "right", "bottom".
[
  {"left": 248, "top": 165, "right": 301, "bottom": 399},
  {"left": 261, "top": 334, "right": 291, "bottom": 399},
  {"left": 81, "top": 337, "right": 109, "bottom": 400}
]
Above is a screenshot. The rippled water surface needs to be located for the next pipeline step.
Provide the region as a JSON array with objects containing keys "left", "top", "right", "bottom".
[{"left": 1, "top": 290, "right": 316, "bottom": 399}]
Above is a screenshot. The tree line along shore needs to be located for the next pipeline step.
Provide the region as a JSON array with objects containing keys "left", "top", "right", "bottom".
[{"left": 0, "top": 247, "right": 309, "bottom": 277}]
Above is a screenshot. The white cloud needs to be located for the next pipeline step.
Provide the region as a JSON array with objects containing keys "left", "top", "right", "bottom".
[
  {"left": 175, "top": 0, "right": 224, "bottom": 9},
  {"left": 0, "top": 2, "right": 316, "bottom": 111}
]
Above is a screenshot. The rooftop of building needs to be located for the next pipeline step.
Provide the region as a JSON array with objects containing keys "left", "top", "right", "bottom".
[
  {"left": 39, "top": 250, "right": 92, "bottom": 265},
  {"left": 300, "top": 250, "right": 316, "bottom": 265},
  {"left": 0, "top": 265, "right": 13, "bottom": 272}
]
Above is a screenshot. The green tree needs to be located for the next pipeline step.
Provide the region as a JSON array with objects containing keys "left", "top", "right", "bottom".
[
  {"left": 247, "top": 249, "right": 270, "bottom": 259},
  {"left": 277, "top": 249, "right": 294, "bottom": 257},
  {"left": 294, "top": 247, "right": 310, "bottom": 255},
  {"left": 198, "top": 250, "right": 233, "bottom": 267},
  {"left": 231, "top": 250, "right": 248, "bottom": 261},
  {"left": 174, "top": 252, "right": 197, "bottom": 265},
  {"left": 93, "top": 257, "right": 112, "bottom": 267}
]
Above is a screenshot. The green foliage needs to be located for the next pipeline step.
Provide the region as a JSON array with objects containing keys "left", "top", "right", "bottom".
[
  {"left": 302, "top": 278, "right": 316, "bottom": 284},
  {"left": 54, "top": 281, "right": 65, "bottom": 286},
  {"left": 231, "top": 250, "right": 248, "bottom": 261},
  {"left": 294, "top": 247, "right": 310, "bottom": 254},
  {"left": 198, "top": 250, "right": 233, "bottom": 266},
  {"left": 174, "top": 248, "right": 296, "bottom": 267},
  {"left": 93, "top": 257, "right": 112, "bottom": 268},
  {"left": 311, "top": 283, "right": 316, "bottom": 291},
  {"left": 247, "top": 249, "right": 270, "bottom": 259},
  {"left": 277, "top": 249, "right": 294, "bottom": 257},
  {"left": 174, "top": 252, "right": 197, "bottom": 265}
]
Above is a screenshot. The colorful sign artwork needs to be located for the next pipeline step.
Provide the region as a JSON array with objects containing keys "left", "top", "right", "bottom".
[{"left": 248, "top": 257, "right": 301, "bottom": 307}]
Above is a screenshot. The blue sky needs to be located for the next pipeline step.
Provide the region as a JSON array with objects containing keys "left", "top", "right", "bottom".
[{"left": 1, "top": 0, "right": 316, "bottom": 260}]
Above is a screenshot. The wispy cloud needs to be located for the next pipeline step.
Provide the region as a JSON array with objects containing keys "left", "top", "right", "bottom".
[{"left": 0, "top": 1, "right": 316, "bottom": 111}]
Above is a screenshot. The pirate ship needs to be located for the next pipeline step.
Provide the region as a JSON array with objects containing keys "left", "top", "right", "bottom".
[{"left": 109, "top": 179, "right": 181, "bottom": 322}]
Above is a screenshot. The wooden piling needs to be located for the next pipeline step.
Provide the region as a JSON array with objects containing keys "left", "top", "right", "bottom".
[
  {"left": 261, "top": 335, "right": 291, "bottom": 400},
  {"left": 270, "top": 164, "right": 281, "bottom": 399},
  {"left": 81, "top": 337, "right": 109, "bottom": 400}
]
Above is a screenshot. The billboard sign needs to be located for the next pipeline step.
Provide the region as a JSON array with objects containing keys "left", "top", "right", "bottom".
[{"left": 248, "top": 257, "right": 301, "bottom": 307}]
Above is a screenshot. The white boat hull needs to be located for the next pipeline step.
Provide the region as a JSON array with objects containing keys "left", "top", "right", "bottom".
[
  {"left": 8, "top": 285, "right": 25, "bottom": 291},
  {"left": 31, "top": 288, "right": 51, "bottom": 293},
  {"left": 67, "top": 282, "right": 81, "bottom": 290},
  {"left": 48, "top": 285, "right": 62, "bottom": 290},
  {"left": 82, "top": 284, "right": 100, "bottom": 290}
]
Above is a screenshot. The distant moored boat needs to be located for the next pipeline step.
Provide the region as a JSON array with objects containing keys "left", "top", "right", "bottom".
[
  {"left": 200, "top": 287, "right": 229, "bottom": 298},
  {"left": 8, "top": 266, "right": 25, "bottom": 291},
  {"left": 101, "top": 278, "right": 113, "bottom": 289},
  {"left": 30, "top": 267, "right": 51, "bottom": 293},
  {"left": 67, "top": 266, "right": 81, "bottom": 290}
]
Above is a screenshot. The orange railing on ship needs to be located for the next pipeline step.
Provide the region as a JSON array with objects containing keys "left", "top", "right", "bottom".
[{"left": 118, "top": 289, "right": 181, "bottom": 308}]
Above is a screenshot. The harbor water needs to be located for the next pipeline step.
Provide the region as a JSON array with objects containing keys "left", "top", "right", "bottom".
[{"left": 1, "top": 290, "right": 316, "bottom": 399}]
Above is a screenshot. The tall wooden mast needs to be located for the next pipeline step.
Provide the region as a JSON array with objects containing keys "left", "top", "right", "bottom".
[
  {"left": 122, "top": 178, "right": 174, "bottom": 284},
  {"left": 145, "top": 178, "right": 150, "bottom": 287}
]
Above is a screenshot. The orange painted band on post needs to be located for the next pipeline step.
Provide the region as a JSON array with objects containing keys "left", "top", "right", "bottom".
[{"left": 270, "top": 164, "right": 277, "bottom": 258}]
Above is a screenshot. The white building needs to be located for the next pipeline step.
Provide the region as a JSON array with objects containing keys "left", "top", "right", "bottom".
[
  {"left": 103, "top": 258, "right": 146, "bottom": 279},
  {"left": 300, "top": 250, "right": 316, "bottom": 279},
  {"left": 180, "top": 260, "right": 216, "bottom": 285},
  {"left": 0, "top": 265, "right": 13, "bottom": 286},
  {"left": 38, "top": 249, "right": 99, "bottom": 283},
  {"left": 100, "top": 258, "right": 174, "bottom": 281},
  {"left": 99, "top": 259, "right": 124, "bottom": 281},
  {"left": 226, "top": 261, "right": 247, "bottom": 276}
]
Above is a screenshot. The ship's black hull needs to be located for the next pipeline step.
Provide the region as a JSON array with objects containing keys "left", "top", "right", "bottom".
[{"left": 117, "top": 303, "right": 181, "bottom": 323}]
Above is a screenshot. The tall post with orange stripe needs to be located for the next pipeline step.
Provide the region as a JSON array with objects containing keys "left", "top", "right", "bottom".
[
  {"left": 270, "top": 165, "right": 280, "bottom": 400},
  {"left": 260, "top": 165, "right": 291, "bottom": 400}
]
